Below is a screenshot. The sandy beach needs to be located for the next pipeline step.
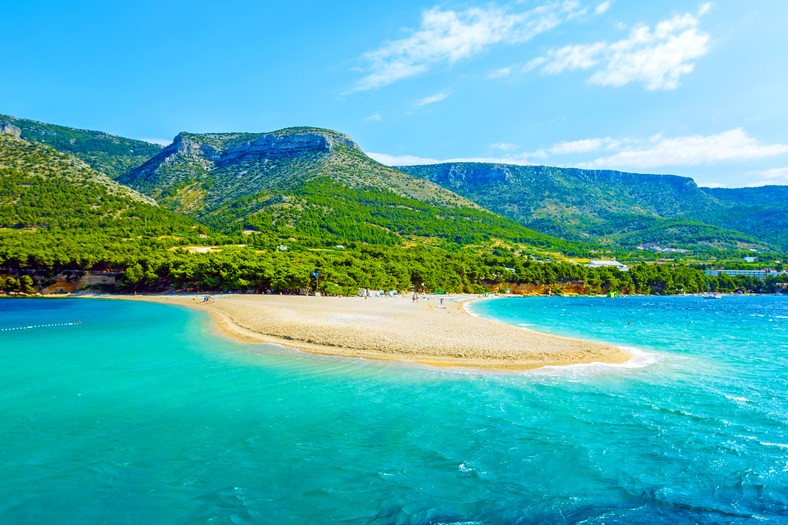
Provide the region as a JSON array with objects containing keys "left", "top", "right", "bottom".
[{"left": 123, "top": 294, "right": 631, "bottom": 371}]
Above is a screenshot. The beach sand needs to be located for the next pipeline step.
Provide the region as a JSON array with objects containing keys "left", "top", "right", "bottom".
[{"left": 125, "top": 294, "right": 631, "bottom": 371}]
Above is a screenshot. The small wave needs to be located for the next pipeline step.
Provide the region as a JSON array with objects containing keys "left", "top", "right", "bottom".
[
  {"left": 617, "top": 347, "right": 659, "bottom": 369},
  {"left": 759, "top": 441, "right": 788, "bottom": 449},
  {"left": 458, "top": 463, "right": 474, "bottom": 473},
  {"left": 528, "top": 347, "right": 658, "bottom": 378},
  {"left": 725, "top": 394, "right": 751, "bottom": 403},
  {"left": 462, "top": 301, "right": 482, "bottom": 318},
  {"left": 457, "top": 462, "right": 481, "bottom": 478}
]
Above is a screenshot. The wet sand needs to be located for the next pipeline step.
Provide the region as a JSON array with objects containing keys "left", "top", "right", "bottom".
[{"left": 124, "top": 294, "right": 630, "bottom": 371}]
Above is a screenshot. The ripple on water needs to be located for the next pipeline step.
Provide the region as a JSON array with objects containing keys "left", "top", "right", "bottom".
[{"left": 0, "top": 297, "right": 786, "bottom": 523}]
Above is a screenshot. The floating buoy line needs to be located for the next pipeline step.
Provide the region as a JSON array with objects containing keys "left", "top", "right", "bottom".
[{"left": 0, "top": 321, "right": 82, "bottom": 332}]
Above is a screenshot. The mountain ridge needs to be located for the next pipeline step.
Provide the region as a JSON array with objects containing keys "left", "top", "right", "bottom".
[
  {"left": 0, "top": 131, "right": 200, "bottom": 241},
  {"left": 0, "top": 113, "right": 161, "bottom": 180},
  {"left": 398, "top": 162, "right": 787, "bottom": 251},
  {"left": 123, "top": 127, "right": 473, "bottom": 209},
  {"left": 4, "top": 111, "right": 786, "bottom": 253},
  {"left": 116, "top": 127, "right": 577, "bottom": 252},
  {"left": 0, "top": 132, "right": 154, "bottom": 207}
]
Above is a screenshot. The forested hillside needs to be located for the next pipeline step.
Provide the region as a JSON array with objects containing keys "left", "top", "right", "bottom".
[
  {"left": 7, "top": 111, "right": 785, "bottom": 254},
  {"left": 703, "top": 186, "right": 788, "bottom": 250},
  {"left": 120, "top": 128, "right": 582, "bottom": 252},
  {"left": 1, "top": 114, "right": 785, "bottom": 297},
  {"left": 399, "top": 163, "right": 788, "bottom": 251},
  {"left": 0, "top": 133, "right": 197, "bottom": 231},
  {"left": 0, "top": 113, "right": 161, "bottom": 179},
  {"left": 0, "top": 131, "right": 209, "bottom": 278}
]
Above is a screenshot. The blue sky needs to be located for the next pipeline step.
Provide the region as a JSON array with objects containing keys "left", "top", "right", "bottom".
[{"left": 2, "top": 1, "right": 787, "bottom": 187}]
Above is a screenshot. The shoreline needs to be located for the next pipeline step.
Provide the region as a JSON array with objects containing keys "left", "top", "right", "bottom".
[{"left": 109, "top": 293, "right": 632, "bottom": 372}]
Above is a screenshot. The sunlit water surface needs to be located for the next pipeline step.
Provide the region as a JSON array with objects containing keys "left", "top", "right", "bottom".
[{"left": 1, "top": 296, "right": 786, "bottom": 524}]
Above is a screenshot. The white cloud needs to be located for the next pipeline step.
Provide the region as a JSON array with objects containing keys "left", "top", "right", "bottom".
[
  {"left": 139, "top": 137, "right": 171, "bottom": 146},
  {"left": 595, "top": 1, "right": 612, "bottom": 15},
  {"left": 548, "top": 137, "right": 620, "bottom": 155},
  {"left": 372, "top": 129, "right": 788, "bottom": 173},
  {"left": 370, "top": 151, "right": 542, "bottom": 166},
  {"left": 539, "top": 42, "right": 607, "bottom": 74},
  {"left": 352, "top": 3, "right": 590, "bottom": 92},
  {"left": 368, "top": 152, "right": 442, "bottom": 166},
  {"left": 371, "top": 150, "right": 557, "bottom": 166},
  {"left": 747, "top": 166, "right": 788, "bottom": 186},
  {"left": 577, "top": 129, "right": 788, "bottom": 169},
  {"left": 760, "top": 166, "right": 788, "bottom": 180},
  {"left": 413, "top": 91, "right": 450, "bottom": 108},
  {"left": 698, "top": 2, "right": 713, "bottom": 16},
  {"left": 488, "top": 66, "right": 512, "bottom": 78},
  {"left": 365, "top": 113, "right": 383, "bottom": 122},
  {"left": 491, "top": 142, "right": 519, "bottom": 151},
  {"left": 529, "top": 7, "right": 711, "bottom": 90}
]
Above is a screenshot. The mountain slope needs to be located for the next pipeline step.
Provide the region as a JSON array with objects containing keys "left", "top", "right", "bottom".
[
  {"left": 121, "top": 128, "right": 578, "bottom": 251},
  {"left": 0, "top": 113, "right": 161, "bottom": 180},
  {"left": 399, "top": 163, "right": 786, "bottom": 251},
  {"left": 122, "top": 128, "right": 476, "bottom": 212},
  {"left": 702, "top": 186, "right": 788, "bottom": 250},
  {"left": 0, "top": 131, "right": 196, "bottom": 235}
]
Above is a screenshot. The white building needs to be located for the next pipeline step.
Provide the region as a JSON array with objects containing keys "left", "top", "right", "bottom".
[
  {"left": 705, "top": 269, "right": 784, "bottom": 280},
  {"left": 585, "top": 260, "right": 629, "bottom": 272}
]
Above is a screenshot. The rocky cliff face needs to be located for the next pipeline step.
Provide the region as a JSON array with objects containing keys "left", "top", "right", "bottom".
[
  {"left": 398, "top": 161, "right": 784, "bottom": 249},
  {"left": 400, "top": 162, "right": 713, "bottom": 219},
  {"left": 0, "top": 121, "right": 22, "bottom": 138},
  {"left": 223, "top": 131, "right": 357, "bottom": 164},
  {"left": 160, "top": 128, "right": 360, "bottom": 164},
  {"left": 122, "top": 128, "right": 364, "bottom": 207},
  {"left": 120, "top": 126, "right": 477, "bottom": 221}
]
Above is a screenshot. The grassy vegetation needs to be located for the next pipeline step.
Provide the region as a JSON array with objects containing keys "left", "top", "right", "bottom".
[
  {"left": 0, "top": 134, "right": 196, "bottom": 233},
  {"left": 400, "top": 162, "right": 788, "bottom": 252},
  {"left": 0, "top": 113, "right": 161, "bottom": 179},
  {"left": 118, "top": 129, "right": 589, "bottom": 255},
  {"left": 1, "top": 120, "right": 785, "bottom": 297}
]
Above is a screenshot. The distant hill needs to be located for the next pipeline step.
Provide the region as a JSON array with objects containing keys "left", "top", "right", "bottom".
[
  {"left": 399, "top": 163, "right": 788, "bottom": 251},
  {"left": 4, "top": 110, "right": 784, "bottom": 254},
  {"left": 1, "top": 114, "right": 784, "bottom": 296},
  {"left": 120, "top": 128, "right": 575, "bottom": 251},
  {"left": 701, "top": 186, "right": 788, "bottom": 250},
  {"left": 122, "top": 128, "right": 475, "bottom": 212},
  {"left": 0, "top": 131, "right": 199, "bottom": 245},
  {"left": 0, "top": 113, "right": 161, "bottom": 180}
]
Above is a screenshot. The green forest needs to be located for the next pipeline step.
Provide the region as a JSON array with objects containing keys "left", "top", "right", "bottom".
[
  {"left": 1, "top": 230, "right": 782, "bottom": 296},
  {"left": 1, "top": 119, "right": 786, "bottom": 297}
]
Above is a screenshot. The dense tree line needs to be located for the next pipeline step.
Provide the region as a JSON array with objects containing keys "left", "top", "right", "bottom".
[
  {"left": 2, "top": 232, "right": 783, "bottom": 296},
  {"left": 2, "top": 113, "right": 162, "bottom": 180},
  {"left": 203, "top": 177, "right": 591, "bottom": 255},
  {"left": 2, "top": 130, "right": 785, "bottom": 297}
]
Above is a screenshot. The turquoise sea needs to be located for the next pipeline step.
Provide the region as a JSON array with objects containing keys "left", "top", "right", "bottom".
[{"left": 1, "top": 296, "right": 786, "bottom": 524}]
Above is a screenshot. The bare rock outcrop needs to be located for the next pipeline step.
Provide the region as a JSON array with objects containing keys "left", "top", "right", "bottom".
[{"left": 0, "top": 121, "right": 22, "bottom": 138}]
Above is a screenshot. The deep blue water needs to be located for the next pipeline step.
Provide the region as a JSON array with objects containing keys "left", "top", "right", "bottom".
[{"left": 1, "top": 296, "right": 786, "bottom": 524}]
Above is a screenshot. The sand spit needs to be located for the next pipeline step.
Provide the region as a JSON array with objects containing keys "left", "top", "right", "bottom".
[{"left": 122, "top": 294, "right": 631, "bottom": 371}]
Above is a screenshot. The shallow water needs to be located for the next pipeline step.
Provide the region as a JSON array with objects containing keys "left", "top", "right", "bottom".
[{"left": 1, "top": 296, "right": 786, "bottom": 524}]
